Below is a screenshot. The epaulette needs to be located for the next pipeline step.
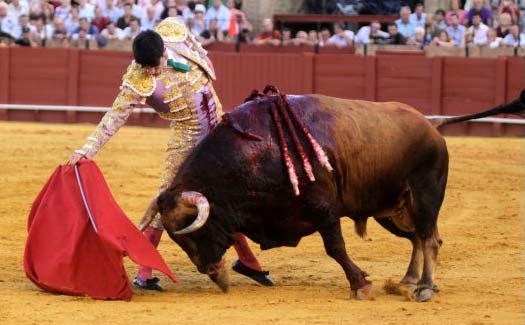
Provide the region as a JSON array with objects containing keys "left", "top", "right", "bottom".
[
  {"left": 121, "top": 62, "right": 156, "bottom": 97},
  {"left": 154, "top": 17, "right": 188, "bottom": 43}
]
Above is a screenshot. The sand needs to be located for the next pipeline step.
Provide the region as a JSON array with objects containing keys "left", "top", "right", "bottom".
[{"left": 0, "top": 121, "right": 523, "bottom": 324}]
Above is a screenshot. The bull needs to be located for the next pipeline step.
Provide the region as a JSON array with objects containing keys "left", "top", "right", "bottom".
[{"left": 139, "top": 87, "right": 525, "bottom": 302}]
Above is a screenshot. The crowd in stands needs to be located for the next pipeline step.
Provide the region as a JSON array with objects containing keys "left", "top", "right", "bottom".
[{"left": 0, "top": 0, "right": 523, "bottom": 50}]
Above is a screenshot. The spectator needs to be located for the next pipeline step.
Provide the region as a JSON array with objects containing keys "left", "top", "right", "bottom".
[
  {"left": 92, "top": 6, "right": 111, "bottom": 33},
  {"left": 140, "top": 5, "right": 157, "bottom": 30},
  {"left": 307, "top": 30, "right": 318, "bottom": 46},
  {"left": 149, "top": 0, "right": 164, "bottom": 21},
  {"left": 191, "top": 3, "right": 205, "bottom": 36},
  {"left": 431, "top": 30, "right": 456, "bottom": 47},
  {"left": 410, "top": 2, "right": 426, "bottom": 29},
  {"left": 199, "top": 17, "right": 223, "bottom": 45},
  {"left": 204, "top": 0, "right": 230, "bottom": 32},
  {"left": 318, "top": 27, "right": 331, "bottom": 46},
  {"left": 434, "top": 9, "right": 447, "bottom": 30},
  {"left": 77, "top": 0, "right": 95, "bottom": 22},
  {"left": 281, "top": 27, "right": 292, "bottom": 45},
  {"left": 122, "top": 16, "right": 140, "bottom": 40},
  {"left": 174, "top": 0, "right": 193, "bottom": 22},
  {"left": 33, "top": 16, "right": 53, "bottom": 43},
  {"left": 254, "top": 18, "right": 280, "bottom": 46},
  {"left": 52, "top": 17, "right": 69, "bottom": 40},
  {"left": 166, "top": 6, "right": 178, "bottom": 18},
  {"left": 326, "top": 22, "right": 354, "bottom": 47},
  {"left": 160, "top": 0, "right": 175, "bottom": 20},
  {"left": 65, "top": 5, "right": 80, "bottom": 34},
  {"left": 11, "top": 14, "right": 35, "bottom": 39},
  {"left": 497, "top": 0, "right": 520, "bottom": 25},
  {"left": 127, "top": 0, "right": 144, "bottom": 21},
  {"left": 446, "top": 13, "right": 466, "bottom": 46},
  {"left": 100, "top": 21, "right": 124, "bottom": 40},
  {"left": 73, "top": 17, "right": 104, "bottom": 46},
  {"left": 446, "top": 0, "right": 466, "bottom": 26},
  {"left": 15, "top": 25, "right": 37, "bottom": 46},
  {"left": 464, "top": 12, "right": 489, "bottom": 46},
  {"left": 226, "top": 0, "right": 252, "bottom": 40},
  {"left": 422, "top": 13, "right": 439, "bottom": 45},
  {"left": 102, "top": 0, "right": 122, "bottom": 23},
  {"left": 496, "top": 12, "right": 512, "bottom": 38},
  {"left": 407, "top": 26, "right": 426, "bottom": 45},
  {"left": 116, "top": 3, "right": 138, "bottom": 29},
  {"left": 71, "top": 28, "right": 92, "bottom": 48},
  {"left": 292, "top": 30, "right": 315, "bottom": 46},
  {"left": 54, "top": 0, "right": 72, "bottom": 21},
  {"left": 7, "top": 0, "right": 29, "bottom": 21},
  {"left": 0, "top": 1, "right": 16, "bottom": 37},
  {"left": 487, "top": 28, "right": 504, "bottom": 48},
  {"left": 396, "top": 6, "right": 415, "bottom": 39},
  {"left": 503, "top": 24, "right": 524, "bottom": 47},
  {"left": 355, "top": 20, "right": 389, "bottom": 45},
  {"left": 378, "top": 22, "right": 406, "bottom": 45},
  {"left": 467, "top": 0, "right": 492, "bottom": 26}
]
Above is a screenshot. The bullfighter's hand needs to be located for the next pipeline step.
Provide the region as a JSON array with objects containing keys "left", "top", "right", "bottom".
[{"left": 67, "top": 152, "right": 85, "bottom": 165}]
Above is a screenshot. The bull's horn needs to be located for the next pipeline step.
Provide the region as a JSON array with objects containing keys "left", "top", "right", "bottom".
[{"left": 173, "top": 191, "right": 210, "bottom": 235}]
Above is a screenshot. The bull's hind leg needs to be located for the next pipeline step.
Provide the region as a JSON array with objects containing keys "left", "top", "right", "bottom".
[{"left": 318, "top": 218, "right": 372, "bottom": 299}]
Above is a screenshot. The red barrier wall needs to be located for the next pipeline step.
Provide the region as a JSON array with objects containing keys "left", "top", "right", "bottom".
[{"left": 0, "top": 47, "right": 523, "bottom": 136}]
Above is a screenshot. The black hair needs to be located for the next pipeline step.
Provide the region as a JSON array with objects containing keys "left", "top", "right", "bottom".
[
  {"left": 387, "top": 22, "right": 397, "bottom": 28},
  {"left": 132, "top": 30, "right": 164, "bottom": 67},
  {"left": 471, "top": 10, "right": 482, "bottom": 19},
  {"left": 435, "top": 8, "right": 446, "bottom": 16}
]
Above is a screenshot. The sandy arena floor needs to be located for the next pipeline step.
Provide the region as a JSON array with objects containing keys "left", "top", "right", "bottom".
[{"left": 0, "top": 121, "right": 523, "bottom": 324}]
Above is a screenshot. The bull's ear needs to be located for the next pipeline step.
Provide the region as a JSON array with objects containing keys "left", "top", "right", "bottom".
[{"left": 157, "top": 190, "right": 177, "bottom": 214}]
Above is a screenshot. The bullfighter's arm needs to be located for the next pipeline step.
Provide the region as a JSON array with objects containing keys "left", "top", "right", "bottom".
[{"left": 75, "top": 87, "right": 141, "bottom": 159}]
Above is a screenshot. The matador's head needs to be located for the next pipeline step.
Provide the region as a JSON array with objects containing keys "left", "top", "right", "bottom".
[{"left": 132, "top": 30, "right": 168, "bottom": 77}]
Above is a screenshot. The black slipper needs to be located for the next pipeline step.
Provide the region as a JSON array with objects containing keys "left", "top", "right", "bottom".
[
  {"left": 132, "top": 276, "right": 163, "bottom": 291},
  {"left": 232, "top": 260, "right": 274, "bottom": 286}
]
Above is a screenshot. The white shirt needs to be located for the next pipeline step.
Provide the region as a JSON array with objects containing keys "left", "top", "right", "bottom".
[
  {"left": 488, "top": 37, "right": 503, "bottom": 48},
  {"left": 7, "top": 1, "right": 29, "bottom": 20},
  {"left": 470, "top": 23, "right": 489, "bottom": 45},
  {"left": 355, "top": 25, "right": 389, "bottom": 45},
  {"left": 503, "top": 33, "right": 525, "bottom": 47},
  {"left": 0, "top": 15, "right": 17, "bottom": 36},
  {"left": 11, "top": 22, "right": 36, "bottom": 39},
  {"left": 123, "top": 26, "right": 141, "bottom": 39},
  {"left": 100, "top": 27, "right": 124, "bottom": 40},
  {"left": 140, "top": 16, "right": 157, "bottom": 30},
  {"left": 326, "top": 30, "right": 354, "bottom": 47},
  {"left": 409, "top": 12, "right": 427, "bottom": 29},
  {"left": 78, "top": 3, "right": 95, "bottom": 21},
  {"left": 204, "top": 5, "right": 230, "bottom": 31}
]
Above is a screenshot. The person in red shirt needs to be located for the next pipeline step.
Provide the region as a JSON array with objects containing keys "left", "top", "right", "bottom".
[
  {"left": 254, "top": 18, "right": 280, "bottom": 46},
  {"left": 498, "top": 0, "right": 520, "bottom": 25},
  {"left": 91, "top": 7, "right": 111, "bottom": 33}
]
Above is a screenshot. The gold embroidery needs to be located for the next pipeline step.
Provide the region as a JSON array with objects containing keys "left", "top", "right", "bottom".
[
  {"left": 154, "top": 17, "right": 188, "bottom": 43},
  {"left": 163, "top": 85, "right": 182, "bottom": 103},
  {"left": 122, "top": 62, "right": 156, "bottom": 97}
]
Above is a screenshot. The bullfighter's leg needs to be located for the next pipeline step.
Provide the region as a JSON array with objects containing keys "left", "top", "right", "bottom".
[
  {"left": 318, "top": 219, "right": 372, "bottom": 299},
  {"left": 231, "top": 233, "right": 274, "bottom": 286}
]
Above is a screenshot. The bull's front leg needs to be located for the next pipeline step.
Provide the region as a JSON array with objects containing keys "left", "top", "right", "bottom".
[{"left": 318, "top": 220, "right": 372, "bottom": 300}]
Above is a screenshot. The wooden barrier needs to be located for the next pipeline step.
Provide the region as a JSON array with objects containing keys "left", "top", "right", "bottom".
[{"left": 0, "top": 47, "right": 523, "bottom": 136}]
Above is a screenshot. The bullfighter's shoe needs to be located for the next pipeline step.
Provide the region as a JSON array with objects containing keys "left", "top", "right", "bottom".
[
  {"left": 232, "top": 260, "right": 274, "bottom": 286},
  {"left": 132, "top": 276, "right": 163, "bottom": 291}
]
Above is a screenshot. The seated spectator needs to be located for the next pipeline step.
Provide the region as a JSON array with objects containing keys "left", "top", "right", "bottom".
[
  {"left": 149, "top": 0, "right": 164, "bottom": 22},
  {"left": 503, "top": 24, "right": 524, "bottom": 47},
  {"left": 396, "top": 6, "right": 415, "bottom": 39},
  {"left": 141, "top": 6, "right": 157, "bottom": 30},
  {"left": 495, "top": 12, "right": 512, "bottom": 38},
  {"left": 0, "top": 2, "right": 16, "bottom": 37},
  {"left": 11, "top": 14, "right": 36, "bottom": 39},
  {"left": 318, "top": 27, "right": 331, "bottom": 47},
  {"left": 410, "top": 2, "right": 426, "bottom": 29},
  {"left": 497, "top": 0, "right": 520, "bottom": 25},
  {"left": 446, "top": 0, "right": 466, "bottom": 26},
  {"left": 65, "top": 6, "right": 80, "bottom": 35},
  {"left": 15, "top": 25, "right": 37, "bottom": 46},
  {"left": 52, "top": 17, "right": 69, "bottom": 40},
  {"left": 487, "top": 28, "right": 504, "bottom": 48},
  {"left": 431, "top": 30, "right": 456, "bottom": 47},
  {"left": 101, "top": 0, "right": 122, "bottom": 24},
  {"left": 281, "top": 27, "right": 292, "bottom": 45},
  {"left": 422, "top": 13, "right": 440, "bottom": 45},
  {"left": 190, "top": 3, "right": 206, "bottom": 36},
  {"left": 226, "top": 0, "right": 252, "bottom": 41},
  {"left": 116, "top": 3, "right": 138, "bottom": 30},
  {"left": 254, "top": 18, "right": 280, "bottom": 46},
  {"left": 326, "top": 22, "right": 354, "bottom": 47},
  {"left": 73, "top": 17, "right": 104, "bottom": 46},
  {"left": 292, "top": 30, "right": 315, "bottom": 46},
  {"left": 377, "top": 23, "right": 406, "bottom": 45},
  {"left": 54, "top": 0, "right": 72, "bottom": 21},
  {"left": 467, "top": 0, "right": 492, "bottom": 26},
  {"left": 166, "top": 6, "right": 178, "bottom": 18},
  {"left": 7, "top": 0, "right": 29, "bottom": 22},
  {"left": 199, "top": 18, "right": 223, "bottom": 46},
  {"left": 307, "top": 30, "right": 318, "bottom": 46},
  {"left": 355, "top": 20, "right": 389, "bottom": 45},
  {"left": 160, "top": 0, "right": 176, "bottom": 20},
  {"left": 122, "top": 16, "right": 140, "bottom": 40},
  {"left": 33, "top": 16, "right": 53, "bottom": 43},
  {"left": 77, "top": 0, "right": 95, "bottom": 22},
  {"left": 446, "top": 13, "right": 466, "bottom": 46},
  {"left": 124, "top": 0, "right": 143, "bottom": 22},
  {"left": 464, "top": 12, "right": 489, "bottom": 46},
  {"left": 71, "top": 28, "right": 93, "bottom": 48},
  {"left": 204, "top": 0, "right": 230, "bottom": 33},
  {"left": 407, "top": 26, "right": 427, "bottom": 46},
  {"left": 433, "top": 9, "right": 447, "bottom": 30},
  {"left": 174, "top": 0, "right": 193, "bottom": 22},
  {"left": 92, "top": 6, "right": 111, "bottom": 33},
  {"left": 100, "top": 21, "right": 124, "bottom": 41}
]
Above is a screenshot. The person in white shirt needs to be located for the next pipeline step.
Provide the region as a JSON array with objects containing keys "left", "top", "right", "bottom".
[
  {"left": 503, "top": 24, "right": 525, "bottom": 47},
  {"left": 204, "top": 0, "right": 230, "bottom": 32},
  {"left": 355, "top": 21, "right": 389, "bottom": 45},
  {"left": 100, "top": 21, "right": 124, "bottom": 40},
  {"left": 409, "top": 2, "right": 426, "bottom": 29},
  {"left": 0, "top": 2, "right": 16, "bottom": 36},
  {"left": 465, "top": 12, "right": 489, "bottom": 46},
  {"left": 78, "top": 0, "right": 95, "bottom": 22},
  {"left": 11, "top": 13, "right": 36, "bottom": 39},
  {"left": 487, "top": 28, "right": 504, "bottom": 48},
  {"left": 140, "top": 5, "right": 157, "bottom": 30},
  {"left": 123, "top": 16, "right": 141, "bottom": 40},
  {"left": 326, "top": 22, "right": 354, "bottom": 47},
  {"left": 54, "top": 0, "right": 72, "bottom": 20},
  {"left": 102, "top": 0, "right": 122, "bottom": 23},
  {"left": 7, "top": 0, "right": 29, "bottom": 21}
]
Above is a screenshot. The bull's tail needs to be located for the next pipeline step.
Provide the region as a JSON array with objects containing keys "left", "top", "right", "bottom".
[{"left": 432, "top": 90, "right": 525, "bottom": 128}]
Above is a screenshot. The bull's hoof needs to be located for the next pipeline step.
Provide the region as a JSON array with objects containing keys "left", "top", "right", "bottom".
[
  {"left": 415, "top": 287, "right": 435, "bottom": 302},
  {"left": 354, "top": 282, "right": 373, "bottom": 300},
  {"left": 209, "top": 267, "right": 230, "bottom": 293}
]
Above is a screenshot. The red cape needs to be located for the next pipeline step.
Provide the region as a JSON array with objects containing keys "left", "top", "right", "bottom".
[{"left": 24, "top": 160, "right": 176, "bottom": 300}]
